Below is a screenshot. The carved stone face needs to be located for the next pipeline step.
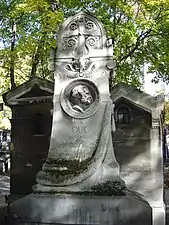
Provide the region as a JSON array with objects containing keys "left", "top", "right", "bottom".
[
  {"left": 69, "top": 85, "right": 93, "bottom": 112},
  {"left": 60, "top": 79, "right": 100, "bottom": 119}
]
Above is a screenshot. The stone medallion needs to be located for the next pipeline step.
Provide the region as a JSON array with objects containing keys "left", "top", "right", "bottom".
[{"left": 60, "top": 78, "right": 100, "bottom": 118}]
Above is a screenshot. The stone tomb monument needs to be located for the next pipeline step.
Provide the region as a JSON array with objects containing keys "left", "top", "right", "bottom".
[
  {"left": 3, "top": 77, "right": 54, "bottom": 199},
  {"left": 9, "top": 12, "right": 152, "bottom": 225}
]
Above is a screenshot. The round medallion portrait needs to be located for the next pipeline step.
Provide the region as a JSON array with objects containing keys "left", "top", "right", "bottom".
[{"left": 60, "top": 79, "right": 100, "bottom": 118}]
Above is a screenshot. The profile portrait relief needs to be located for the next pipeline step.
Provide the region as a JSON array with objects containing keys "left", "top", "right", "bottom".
[
  {"left": 69, "top": 85, "right": 94, "bottom": 113},
  {"left": 60, "top": 78, "right": 100, "bottom": 119}
]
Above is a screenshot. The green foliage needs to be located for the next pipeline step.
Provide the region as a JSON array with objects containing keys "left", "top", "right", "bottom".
[
  {"left": 0, "top": 0, "right": 63, "bottom": 89},
  {"left": 165, "top": 102, "right": 169, "bottom": 125},
  {"left": 70, "top": 0, "right": 169, "bottom": 87},
  {"left": 0, "top": 0, "right": 169, "bottom": 91}
]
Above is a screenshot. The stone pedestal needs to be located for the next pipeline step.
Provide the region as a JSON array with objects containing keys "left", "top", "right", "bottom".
[{"left": 9, "top": 193, "right": 152, "bottom": 225}]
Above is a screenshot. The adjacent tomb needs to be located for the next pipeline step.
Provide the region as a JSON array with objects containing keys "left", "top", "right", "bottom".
[
  {"left": 111, "top": 83, "right": 165, "bottom": 225},
  {"left": 3, "top": 77, "right": 54, "bottom": 197}
]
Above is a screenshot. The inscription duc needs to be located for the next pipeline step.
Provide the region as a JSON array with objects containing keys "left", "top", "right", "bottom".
[{"left": 72, "top": 125, "right": 89, "bottom": 133}]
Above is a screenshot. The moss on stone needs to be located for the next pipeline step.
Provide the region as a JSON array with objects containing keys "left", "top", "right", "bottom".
[
  {"left": 87, "top": 179, "right": 127, "bottom": 196},
  {"left": 44, "top": 158, "right": 89, "bottom": 176}
]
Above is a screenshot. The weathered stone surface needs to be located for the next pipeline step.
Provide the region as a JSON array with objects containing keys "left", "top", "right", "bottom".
[
  {"left": 9, "top": 194, "right": 152, "bottom": 225},
  {"left": 34, "top": 99, "right": 123, "bottom": 195},
  {"left": 34, "top": 12, "right": 121, "bottom": 195}
]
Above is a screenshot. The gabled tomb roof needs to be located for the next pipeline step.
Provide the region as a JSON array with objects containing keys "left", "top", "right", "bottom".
[
  {"left": 111, "top": 82, "right": 164, "bottom": 119},
  {"left": 3, "top": 77, "right": 54, "bottom": 106}
]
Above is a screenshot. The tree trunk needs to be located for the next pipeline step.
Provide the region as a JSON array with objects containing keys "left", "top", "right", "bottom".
[
  {"left": 10, "top": 22, "right": 16, "bottom": 89},
  {"left": 30, "top": 45, "right": 42, "bottom": 77},
  {"left": 30, "top": 34, "right": 46, "bottom": 77}
]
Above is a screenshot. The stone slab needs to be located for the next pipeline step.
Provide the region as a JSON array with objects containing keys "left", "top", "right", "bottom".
[{"left": 9, "top": 193, "right": 152, "bottom": 225}]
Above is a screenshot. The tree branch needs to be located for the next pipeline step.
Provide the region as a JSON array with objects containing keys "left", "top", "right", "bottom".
[{"left": 116, "top": 28, "right": 152, "bottom": 67}]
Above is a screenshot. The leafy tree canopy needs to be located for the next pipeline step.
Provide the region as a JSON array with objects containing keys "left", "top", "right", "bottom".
[{"left": 0, "top": 0, "right": 169, "bottom": 91}]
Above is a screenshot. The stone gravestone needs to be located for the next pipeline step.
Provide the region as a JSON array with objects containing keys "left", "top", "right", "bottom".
[{"left": 9, "top": 12, "right": 152, "bottom": 225}]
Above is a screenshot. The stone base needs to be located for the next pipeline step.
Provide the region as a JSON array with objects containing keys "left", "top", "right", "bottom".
[{"left": 9, "top": 193, "right": 152, "bottom": 225}]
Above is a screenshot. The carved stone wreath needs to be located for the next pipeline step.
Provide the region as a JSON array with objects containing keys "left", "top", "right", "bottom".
[{"left": 60, "top": 79, "right": 100, "bottom": 119}]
